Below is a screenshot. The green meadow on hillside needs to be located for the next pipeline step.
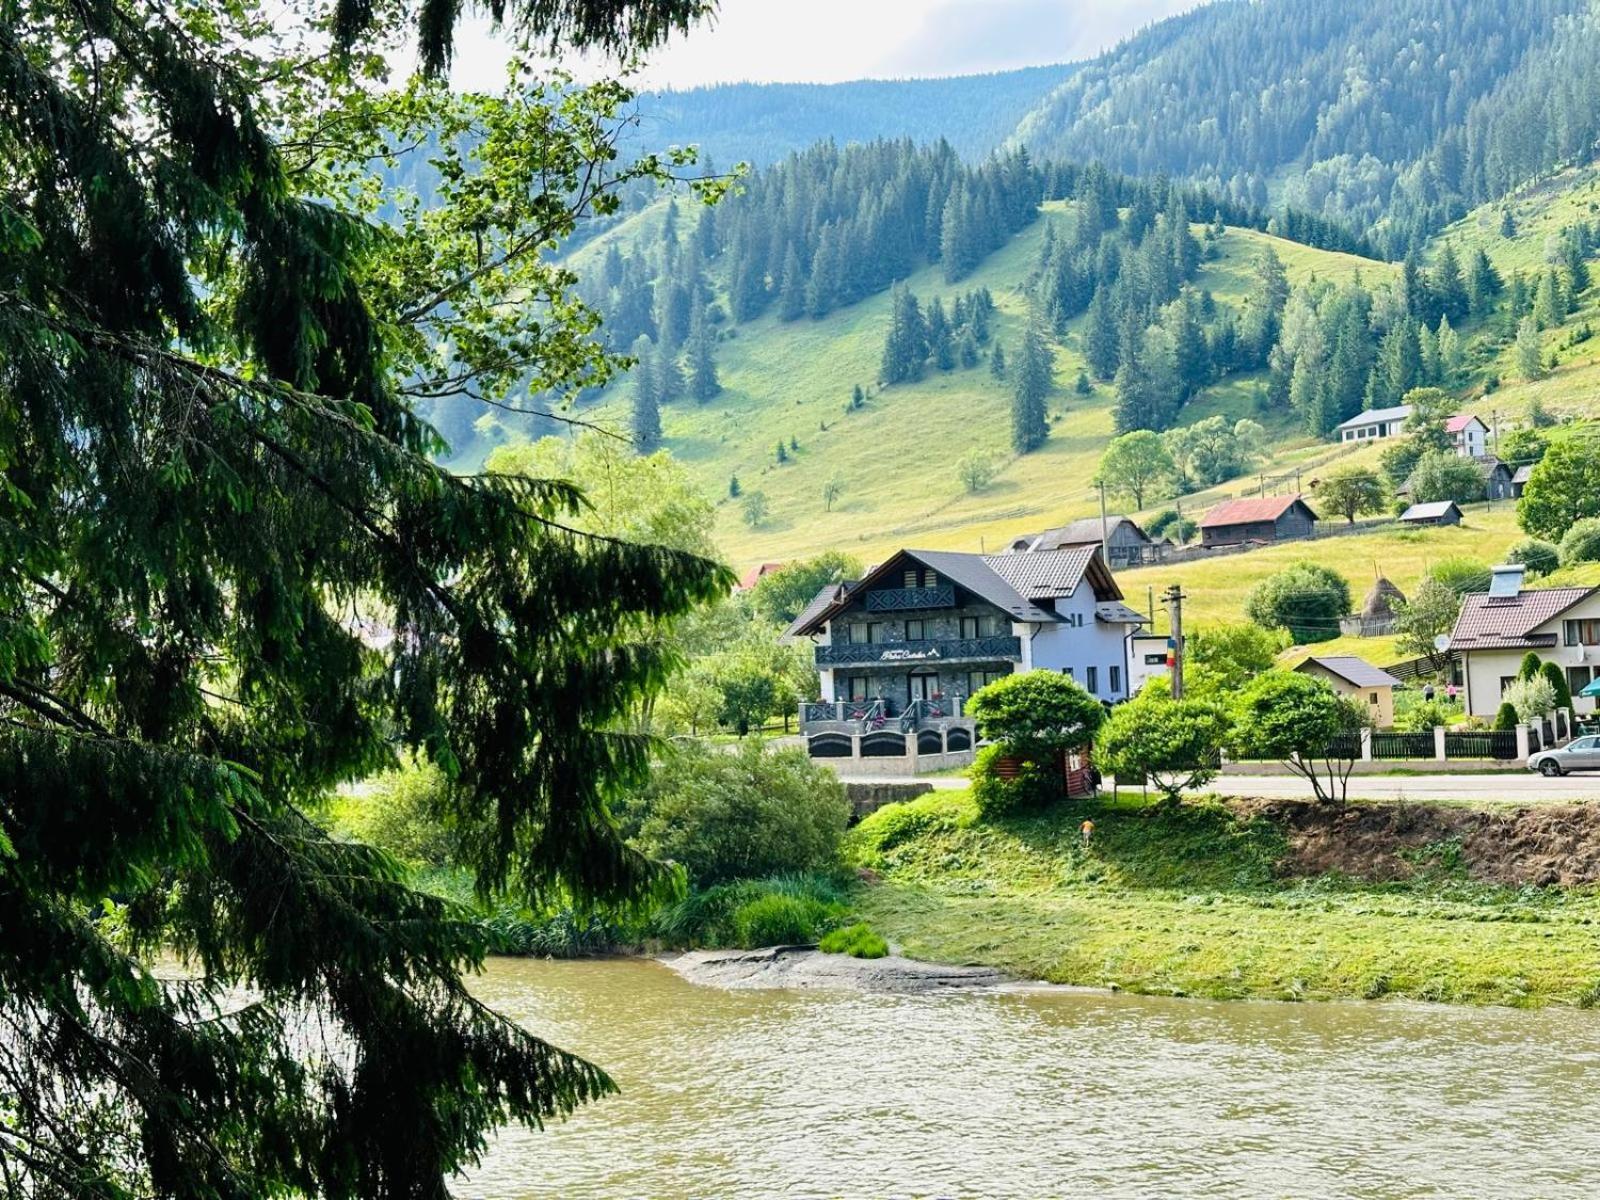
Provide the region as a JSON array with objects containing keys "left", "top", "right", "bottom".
[{"left": 559, "top": 203, "right": 1398, "bottom": 566}]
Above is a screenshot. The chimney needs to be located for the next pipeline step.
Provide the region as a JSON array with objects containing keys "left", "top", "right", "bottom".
[{"left": 1488, "top": 562, "right": 1525, "bottom": 598}]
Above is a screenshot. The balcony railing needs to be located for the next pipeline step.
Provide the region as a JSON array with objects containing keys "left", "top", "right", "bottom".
[
  {"left": 814, "top": 635, "right": 1022, "bottom": 667},
  {"left": 801, "top": 696, "right": 965, "bottom": 729},
  {"left": 864, "top": 584, "right": 956, "bottom": 612}
]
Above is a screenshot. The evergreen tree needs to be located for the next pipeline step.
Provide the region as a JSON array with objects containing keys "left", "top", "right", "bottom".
[
  {"left": 730, "top": 474, "right": 743, "bottom": 497},
  {"left": 1436, "top": 315, "right": 1462, "bottom": 380},
  {"left": 655, "top": 338, "right": 686, "bottom": 403},
  {"left": 1430, "top": 243, "right": 1468, "bottom": 323},
  {"left": 775, "top": 440, "right": 789, "bottom": 464},
  {"left": 880, "top": 285, "right": 928, "bottom": 384},
  {"left": 852, "top": 383, "right": 866, "bottom": 408},
  {"left": 1372, "top": 318, "right": 1423, "bottom": 404},
  {"left": 1466, "top": 247, "right": 1503, "bottom": 316},
  {"left": 1534, "top": 267, "right": 1567, "bottom": 329},
  {"left": 1516, "top": 316, "right": 1546, "bottom": 380},
  {"left": 0, "top": 0, "right": 730, "bottom": 1193},
  {"left": 1500, "top": 209, "right": 1517, "bottom": 239},
  {"left": 687, "top": 313, "right": 721, "bottom": 402},
  {"left": 1084, "top": 285, "right": 1121, "bottom": 380},
  {"left": 777, "top": 245, "right": 806, "bottom": 321},
  {"left": 959, "top": 331, "right": 980, "bottom": 368},
  {"left": 1011, "top": 322, "right": 1054, "bottom": 453},
  {"left": 1075, "top": 370, "right": 1094, "bottom": 395},
  {"left": 632, "top": 371, "right": 663, "bottom": 450},
  {"left": 990, "top": 340, "right": 1007, "bottom": 379}
]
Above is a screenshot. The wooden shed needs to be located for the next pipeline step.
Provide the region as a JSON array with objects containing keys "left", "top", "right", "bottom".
[{"left": 1198, "top": 495, "right": 1319, "bottom": 548}]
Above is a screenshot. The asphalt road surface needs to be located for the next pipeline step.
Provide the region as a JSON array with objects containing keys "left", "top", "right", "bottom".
[{"left": 840, "top": 772, "right": 1600, "bottom": 803}]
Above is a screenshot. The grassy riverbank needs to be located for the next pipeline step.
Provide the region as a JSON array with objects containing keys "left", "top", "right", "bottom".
[{"left": 846, "top": 790, "right": 1600, "bottom": 1007}]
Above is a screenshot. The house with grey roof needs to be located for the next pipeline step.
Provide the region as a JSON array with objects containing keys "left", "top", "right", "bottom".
[
  {"left": 787, "top": 545, "right": 1144, "bottom": 765},
  {"left": 1446, "top": 563, "right": 1600, "bottom": 718},
  {"left": 1399, "top": 500, "right": 1463, "bottom": 526},
  {"left": 1295, "top": 655, "right": 1404, "bottom": 727},
  {"left": 1335, "top": 405, "right": 1412, "bottom": 444},
  {"left": 1005, "top": 515, "right": 1157, "bottom": 568}
]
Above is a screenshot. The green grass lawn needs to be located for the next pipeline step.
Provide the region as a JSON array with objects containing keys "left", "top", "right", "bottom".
[{"left": 848, "top": 789, "right": 1600, "bottom": 1007}]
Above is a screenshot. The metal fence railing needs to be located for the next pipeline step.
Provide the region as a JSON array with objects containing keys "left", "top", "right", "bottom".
[
  {"left": 1370, "top": 731, "right": 1437, "bottom": 761},
  {"left": 1443, "top": 731, "right": 1519, "bottom": 761}
]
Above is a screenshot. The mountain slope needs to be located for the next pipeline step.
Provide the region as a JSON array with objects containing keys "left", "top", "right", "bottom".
[{"left": 627, "top": 65, "right": 1076, "bottom": 167}]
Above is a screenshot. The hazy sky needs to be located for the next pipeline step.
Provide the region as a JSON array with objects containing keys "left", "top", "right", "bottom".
[{"left": 447, "top": 0, "right": 1204, "bottom": 90}]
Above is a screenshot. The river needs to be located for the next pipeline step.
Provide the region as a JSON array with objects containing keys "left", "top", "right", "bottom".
[{"left": 461, "top": 958, "right": 1600, "bottom": 1199}]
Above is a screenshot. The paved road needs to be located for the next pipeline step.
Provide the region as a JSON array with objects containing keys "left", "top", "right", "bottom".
[{"left": 838, "top": 772, "right": 1600, "bottom": 803}]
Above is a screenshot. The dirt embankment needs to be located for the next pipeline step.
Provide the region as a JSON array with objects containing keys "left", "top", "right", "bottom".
[{"left": 1234, "top": 798, "right": 1600, "bottom": 888}]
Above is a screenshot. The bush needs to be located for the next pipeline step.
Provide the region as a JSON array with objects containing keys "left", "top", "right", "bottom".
[
  {"left": 1427, "top": 556, "right": 1490, "bottom": 597},
  {"left": 331, "top": 758, "right": 455, "bottom": 867},
  {"left": 966, "top": 670, "right": 1105, "bottom": 759},
  {"left": 1506, "top": 537, "right": 1560, "bottom": 578},
  {"left": 617, "top": 741, "right": 850, "bottom": 886},
  {"left": 1501, "top": 675, "right": 1557, "bottom": 723},
  {"left": 653, "top": 873, "right": 850, "bottom": 948},
  {"left": 818, "top": 922, "right": 889, "bottom": 959},
  {"left": 1542, "top": 660, "right": 1573, "bottom": 708},
  {"left": 1559, "top": 517, "right": 1600, "bottom": 566},
  {"left": 1409, "top": 449, "right": 1487, "bottom": 505},
  {"left": 1244, "top": 561, "right": 1352, "bottom": 643},
  {"left": 1095, "top": 690, "right": 1229, "bottom": 804},
  {"left": 1394, "top": 699, "right": 1451, "bottom": 733},
  {"left": 971, "top": 744, "right": 1057, "bottom": 818},
  {"left": 1493, "top": 702, "right": 1519, "bottom": 732}
]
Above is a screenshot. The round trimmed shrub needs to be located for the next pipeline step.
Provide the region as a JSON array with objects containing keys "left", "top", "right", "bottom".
[
  {"left": 971, "top": 744, "right": 1056, "bottom": 819},
  {"left": 1559, "top": 518, "right": 1600, "bottom": 567},
  {"left": 1493, "top": 702, "right": 1518, "bottom": 732},
  {"left": 1506, "top": 537, "right": 1560, "bottom": 578}
]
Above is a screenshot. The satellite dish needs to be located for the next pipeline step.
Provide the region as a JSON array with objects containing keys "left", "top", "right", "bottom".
[{"left": 1433, "top": 634, "right": 1451, "bottom": 652}]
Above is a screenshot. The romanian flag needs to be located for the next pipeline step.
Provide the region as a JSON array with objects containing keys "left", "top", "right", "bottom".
[{"left": 1166, "top": 638, "right": 1177, "bottom": 669}]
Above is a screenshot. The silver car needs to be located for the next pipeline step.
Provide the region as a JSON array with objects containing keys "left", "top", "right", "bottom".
[{"left": 1529, "top": 735, "right": 1600, "bottom": 777}]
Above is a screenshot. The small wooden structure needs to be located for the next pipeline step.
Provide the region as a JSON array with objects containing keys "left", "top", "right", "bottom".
[
  {"left": 1399, "top": 500, "right": 1464, "bottom": 527},
  {"left": 1198, "top": 495, "right": 1319, "bottom": 548}
]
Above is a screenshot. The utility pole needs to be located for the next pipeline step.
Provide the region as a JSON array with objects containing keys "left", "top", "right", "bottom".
[
  {"left": 1097, "top": 480, "right": 1110, "bottom": 564},
  {"left": 1162, "top": 583, "right": 1186, "bottom": 699}
]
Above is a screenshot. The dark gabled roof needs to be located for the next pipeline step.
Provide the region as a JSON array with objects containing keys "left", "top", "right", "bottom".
[
  {"left": 787, "top": 545, "right": 1124, "bottom": 637},
  {"left": 1399, "top": 500, "right": 1462, "bottom": 522},
  {"left": 1474, "top": 455, "right": 1512, "bottom": 479},
  {"left": 782, "top": 582, "right": 851, "bottom": 641},
  {"left": 1199, "top": 494, "right": 1317, "bottom": 529},
  {"left": 1449, "top": 586, "right": 1599, "bottom": 652},
  {"left": 1095, "top": 600, "right": 1149, "bottom": 625},
  {"left": 1019, "top": 516, "right": 1150, "bottom": 553},
  {"left": 1512, "top": 464, "right": 1534, "bottom": 485},
  {"left": 1297, "top": 655, "right": 1402, "bottom": 689}
]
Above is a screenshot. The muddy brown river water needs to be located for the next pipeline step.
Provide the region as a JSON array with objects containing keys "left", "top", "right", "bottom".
[{"left": 460, "top": 957, "right": 1600, "bottom": 1199}]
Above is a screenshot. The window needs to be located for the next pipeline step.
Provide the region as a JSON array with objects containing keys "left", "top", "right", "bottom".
[
  {"left": 903, "top": 568, "right": 918, "bottom": 589},
  {"left": 960, "top": 616, "right": 981, "bottom": 640},
  {"left": 904, "top": 619, "right": 925, "bottom": 641},
  {"left": 849, "top": 622, "right": 883, "bottom": 645},
  {"left": 844, "top": 676, "right": 869, "bottom": 701},
  {"left": 1565, "top": 619, "right": 1600, "bottom": 646},
  {"left": 1085, "top": 666, "right": 1098, "bottom": 694},
  {"left": 1570, "top": 666, "right": 1595, "bottom": 694},
  {"left": 923, "top": 568, "right": 937, "bottom": 589},
  {"left": 1109, "top": 665, "right": 1121, "bottom": 694},
  {"left": 1143, "top": 653, "right": 1167, "bottom": 665},
  {"left": 967, "top": 669, "right": 1005, "bottom": 693},
  {"left": 1060, "top": 667, "right": 1075, "bottom": 681},
  {"left": 1500, "top": 676, "right": 1516, "bottom": 695},
  {"left": 1369, "top": 693, "right": 1379, "bottom": 705}
]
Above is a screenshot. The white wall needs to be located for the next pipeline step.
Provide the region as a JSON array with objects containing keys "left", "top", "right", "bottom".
[
  {"left": 1020, "top": 587, "right": 1135, "bottom": 701},
  {"left": 1462, "top": 596, "right": 1600, "bottom": 718},
  {"left": 1128, "top": 634, "right": 1170, "bottom": 694}
]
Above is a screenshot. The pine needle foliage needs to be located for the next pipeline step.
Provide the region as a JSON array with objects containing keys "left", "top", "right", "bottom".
[{"left": 0, "top": 1, "right": 729, "bottom": 1195}]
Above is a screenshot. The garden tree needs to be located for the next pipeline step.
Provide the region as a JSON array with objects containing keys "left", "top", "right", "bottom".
[
  {"left": 1407, "top": 450, "right": 1486, "bottom": 505},
  {"left": 1520, "top": 439, "right": 1600, "bottom": 540},
  {"left": 1011, "top": 321, "right": 1054, "bottom": 453},
  {"left": 652, "top": 662, "right": 725, "bottom": 736},
  {"left": 1244, "top": 561, "right": 1353, "bottom": 643},
  {"left": 741, "top": 490, "right": 771, "bottom": 528},
  {"left": 966, "top": 671, "right": 1106, "bottom": 763},
  {"left": 750, "top": 551, "right": 863, "bottom": 624},
  {"left": 0, "top": 0, "right": 734, "bottom": 1195},
  {"left": 1502, "top": 674, "right": 1557, "bottom": 723},
  {"left": 1542, "top": 661, "right": 1574, "bottom": 710},
  {"left": 1228, "top": 673, "right": 1368, "bottom": 805},
  {"left": 489, "top": 434, "right": 717, "bottom": 557},
  {"left": 1506, "top": 537, "right": 1560, "bottom": 578},
  {"left": 1515, "top": 316, "right": 1545, "bottom": 380},
  {"left": 1393, "top": 578, "right": 1463, "bottom": 672},
  {"left": 1519, "top": 651, "right": 1545, "bottom": 682},
  {"left": 822, "top": 476, "right": 843, "bottom": 511},
  {"left": 614, "top": 740, "right": 849, "bottom": 885},
  {"left": 1559, "top": 518, "right": 1600, "bottom": 567},
  {"left": 958, "top": 451, "right": 998, "bottom": 493},
  {"left": 1494, "top": 701, "right": 1520, "bottom": 732},
  {"left": 1183, "top": 623, "right": 1284, "bottom": 697},
  {"left": 1314, "top": 465, "right": 1386, "bottom": 524},
  {"left": 1095, "top": 687, "right": 1230, "bottom": 805},
  {"left": 712, "top": 657, "right": 780, "bottom": 736},
  {"left": 1097, "top": 430, "right": 1175, "bottom": 509}
]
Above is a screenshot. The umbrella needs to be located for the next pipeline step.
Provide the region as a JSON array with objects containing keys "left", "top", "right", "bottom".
[{"left": 1582, "top": 677, "right": 1600, "bottom": 698}]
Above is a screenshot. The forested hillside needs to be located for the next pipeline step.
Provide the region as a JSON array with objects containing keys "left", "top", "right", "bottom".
[
  {"left": 627, "top": 65, "right": 1075, "bottom": 166},
  {"left": 1010, "top": 0, "right": 1600, "bottom": 255}
]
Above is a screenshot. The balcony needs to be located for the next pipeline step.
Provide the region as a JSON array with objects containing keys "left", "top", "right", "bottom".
[
  {"left": 814, "top": 634, "right": 1022, "bottom": 667},
  {"left": 801, "top": 696, "right": 967, "bottom": 728},
  {"left": 864, "top": 584, "right": 956, "bottom": 612}
]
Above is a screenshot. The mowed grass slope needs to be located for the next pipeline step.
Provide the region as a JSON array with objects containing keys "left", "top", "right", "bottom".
[{"left": 565, "top": 202, "right": 1398, "bottom": 567}]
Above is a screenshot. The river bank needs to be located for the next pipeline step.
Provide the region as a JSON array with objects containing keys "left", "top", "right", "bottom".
[{"left": 844, "top": 789, "right": 1600, "bottom": 1007}]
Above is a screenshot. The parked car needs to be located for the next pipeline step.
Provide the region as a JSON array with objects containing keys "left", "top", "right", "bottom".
[{"left": 1528, "top": 735, "right": 1600, "bottom": 777}]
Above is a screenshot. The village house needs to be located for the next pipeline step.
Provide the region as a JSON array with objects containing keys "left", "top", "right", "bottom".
[
  {"left": 786, "top": 546, "right": 1145, "bottom": 765},
  {"left": 1446, "top": 564, "right": 1600, "bottom": 718},
  {"left": 1336, "top": 405, "right": 1411, "bottom": 444},
  {"left": 734, "top": 562, "right": 785, "bottom": 592},
  {"left": 1197, "top": 494, "right": 1319, "bottom": 548},
  {"left": 1398, "top": 500, "right": 1463, "bottom": 527},
  {"left": 1446, "top": 414, "right": 1490, "bottom": 458},
  {"left": 1294, "top": 655, "right": 1403, "bottom": 728},
  {"left": 1396, "top": 455, "right": 1514, "bottom": 503},
  {"left": 1006, "top": 515, "right": 1158, "bottom": 568}
]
